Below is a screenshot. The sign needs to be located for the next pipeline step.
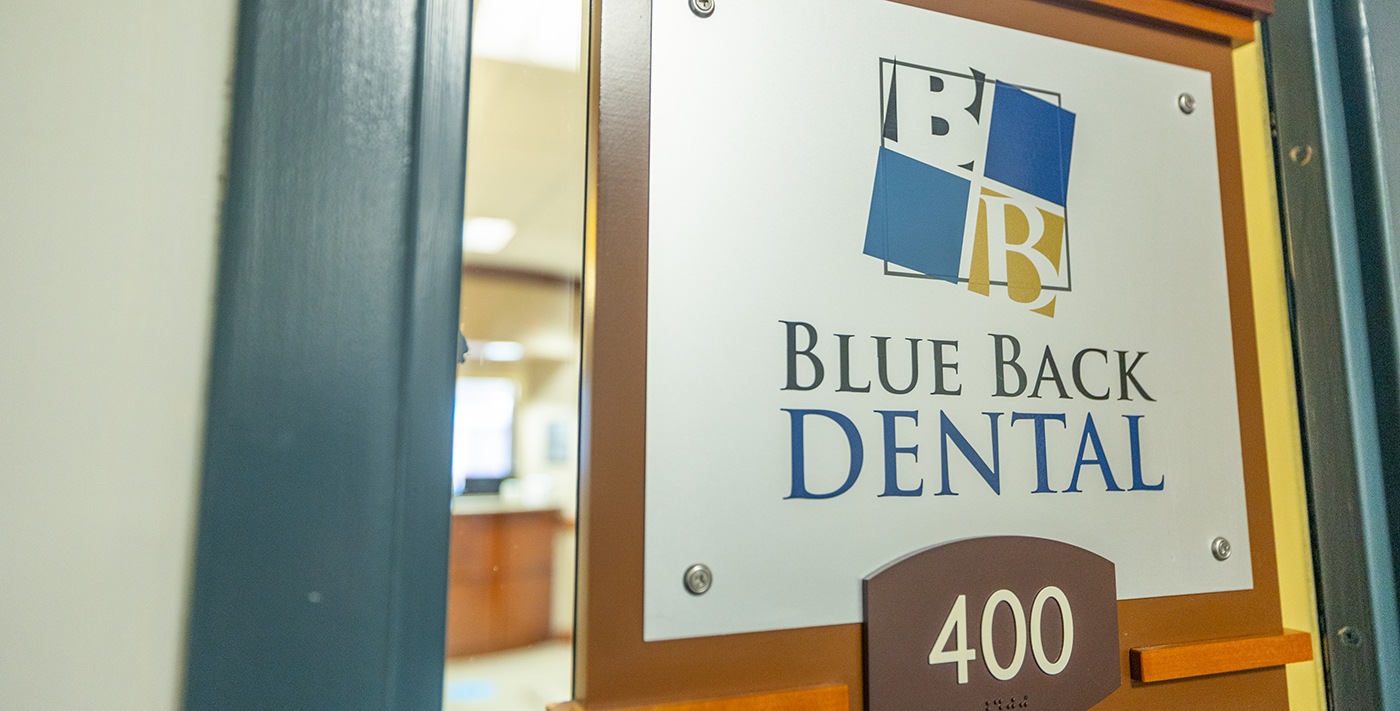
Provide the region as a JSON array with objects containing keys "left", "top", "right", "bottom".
[
  {"left": 645, "top": 0, "right": 1251, "bottom": 641},
  {"left": 865, "top": 537, "right": 1119, "bottom": 710}
]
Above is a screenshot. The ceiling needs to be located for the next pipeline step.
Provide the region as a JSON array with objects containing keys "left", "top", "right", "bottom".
[{"left": 462, "top": 0, "right": 589, "bottom": 279}]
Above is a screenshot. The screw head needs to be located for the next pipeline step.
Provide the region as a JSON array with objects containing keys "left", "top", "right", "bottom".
[
  {"left": 1339, "top": 626, "right": 1364, "bottom": 648},
  {"left": 1211, "top": 537, "right": 1232, "bottom": 561},
  {"left": 684, "top": 564, "right": 713, "bottom": 595},
  {"left": 1178, "top": 93, "right": 1197, "bottom": 114},
  {"left": 690, "top": 0, "right": 715, "bottom": 17}
]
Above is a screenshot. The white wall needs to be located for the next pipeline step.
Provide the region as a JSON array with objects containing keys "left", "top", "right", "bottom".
[{"left": 0, "top": 3, "right": 237, "bottom": 710}]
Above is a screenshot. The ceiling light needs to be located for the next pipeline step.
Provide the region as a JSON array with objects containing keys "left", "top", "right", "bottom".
[
  {"left": 481, "top": 341, "right": 525, "bottom": 362},
  {"left": 462, "top": 217, "right": 517, "bottom": 254}
]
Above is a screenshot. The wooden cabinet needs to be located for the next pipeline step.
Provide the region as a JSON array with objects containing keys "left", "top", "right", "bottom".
[{"left": 445, "top": 507, "right": 561, "bottom": 657}]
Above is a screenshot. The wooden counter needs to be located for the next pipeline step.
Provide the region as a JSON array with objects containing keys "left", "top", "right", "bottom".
[{"left": 445, "top": 503, "right": 561, "bottom": 657}]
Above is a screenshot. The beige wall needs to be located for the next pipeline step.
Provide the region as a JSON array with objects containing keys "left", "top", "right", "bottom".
[{"left": 0, "top": 3, "right": 237, "bottom": 710}]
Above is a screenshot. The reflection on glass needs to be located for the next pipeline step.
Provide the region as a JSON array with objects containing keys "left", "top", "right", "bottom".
[{"left": 444, "top": 0, "right": 586, "bottom": 708}]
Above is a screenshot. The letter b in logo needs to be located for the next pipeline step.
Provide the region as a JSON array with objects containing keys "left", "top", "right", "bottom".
[
  {"left": 865, "top": 60, "right": 1075, "bottom": 317},
  {"left": 882, "top": 65, "right": 989, "bottom": 173}
]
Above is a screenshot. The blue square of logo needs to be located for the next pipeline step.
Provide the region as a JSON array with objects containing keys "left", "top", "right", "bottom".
[
  {"left": 864, "top": 146, "right": 971, "bottom": 282},
  {"left": 984, "top": 82, "right": 1075, "bottom": 207}
]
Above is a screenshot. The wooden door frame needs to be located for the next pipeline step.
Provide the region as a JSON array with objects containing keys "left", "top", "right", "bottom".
[
  {"left": 183, "top": 1, "right": 470, "bottom": 708},
  {"left": 1266, "top": 0, "right": 1400, "bottom": 707}
]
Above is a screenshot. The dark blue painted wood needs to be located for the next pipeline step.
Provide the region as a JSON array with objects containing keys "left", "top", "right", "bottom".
[
  {"left": 1324, "top": 0, "right": 1400, "bottom": 704},
  {"left": 184, "top": 1, "right": 469, "bottom": 708},
  {"left": 389, "top": 0, "right": 472, "bottom": 708},
  {"left": 1266, "top": 0, "right": 1397, "bottom": 707}
]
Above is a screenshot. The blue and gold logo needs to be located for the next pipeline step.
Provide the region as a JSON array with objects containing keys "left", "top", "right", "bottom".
[{"left": 864, "top": 60, "right": 1076, "bottom": 316}]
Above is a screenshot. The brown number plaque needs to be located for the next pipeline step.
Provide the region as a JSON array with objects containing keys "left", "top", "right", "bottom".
[{"left": 864, "top": 537, "right": 1119, "bottom": 710}]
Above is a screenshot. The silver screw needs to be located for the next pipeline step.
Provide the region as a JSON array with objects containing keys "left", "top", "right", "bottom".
[
  {"left": 1338, "top": 627, "right": 1364, "bottom": 648},
  {"left": 690, "top": 0, "right": 715, "bottom": 17},
  {"left": 1178, "top": 93, "right": 1197, "bottom": 115},
  {"left": 1211, "top": 537, "right": 1232, "bottom": 561},
  {"left": 1289, "top": 145, "right": 1316, "bottom": 166},
  {"left": 684, "top": 564, "right": 713, "bottom": 595}
]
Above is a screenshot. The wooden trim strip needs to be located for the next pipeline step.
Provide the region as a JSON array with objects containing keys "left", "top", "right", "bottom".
[
  {"left": 1199, "top": 0, "right": 1273, "bottom": 14},
  {"left": 549, "top": 686, "right": 849, "bottom": 711},
  {"left": 1130, "top": 630, "right": 1314, "bottom": 682},
  {"left": 463, "top": 263, "right": 582, "bottom": 291},
  {"left": 1072, "top": 0, "right": 1258, "bottom": 42}
]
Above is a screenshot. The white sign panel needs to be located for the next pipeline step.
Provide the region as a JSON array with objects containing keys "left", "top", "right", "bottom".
[{"left": 645, "top": 0, "right": 1250, "bottom": 641}]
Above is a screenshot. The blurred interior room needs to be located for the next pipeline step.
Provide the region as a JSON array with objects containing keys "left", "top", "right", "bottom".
[{"left": 443, "top": 0, "right": 588, "bottom": 708}]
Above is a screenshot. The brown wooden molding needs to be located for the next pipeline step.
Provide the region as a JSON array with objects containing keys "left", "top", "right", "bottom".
[
  {"left": 1197, "top": 0, "right": 1273, "bottom": 15},
  {"left": 547, "top": 686, "right": 848, "bottom": 711},
  {"left": 1130, "top": 630, "right": 1314, "bottom": 682},
  {"left": 1070, "top": 0, "right": 1258, "bottom": 43}
]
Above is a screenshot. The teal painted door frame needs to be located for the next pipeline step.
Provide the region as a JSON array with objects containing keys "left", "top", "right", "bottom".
[
  {"left": 184, "top": 1, "right": 470, "bottom": 708},
  {"left": 1267, "top": 0, "right": 1400, "bottom": 707}
]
